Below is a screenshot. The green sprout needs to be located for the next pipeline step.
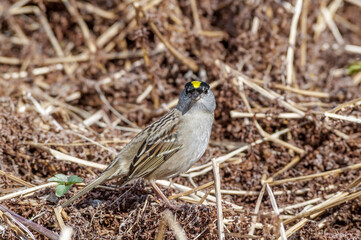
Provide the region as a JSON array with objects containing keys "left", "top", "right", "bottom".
[
  {"left": 48, "top": 174, "right": 83, "bottom": 197},
  {"left": 348, "top": 61, "right": 361, "bottom": 75}
]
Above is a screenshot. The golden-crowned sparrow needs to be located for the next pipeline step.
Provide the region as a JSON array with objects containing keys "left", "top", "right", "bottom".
[{"left": 61, "top": 81, "right": 215, "bottom": 208}]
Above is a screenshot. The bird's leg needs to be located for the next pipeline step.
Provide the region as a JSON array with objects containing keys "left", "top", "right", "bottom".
[{"left": 150, "top": 180, "right": 173, "bottom": 208}]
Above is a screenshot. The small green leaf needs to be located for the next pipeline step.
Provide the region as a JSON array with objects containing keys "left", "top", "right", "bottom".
[
  {"left": 55, "top": 184, "right": 71, "bottom": 197},
  {"left": 48, "top": 174, "right": 68, "bottom": 184},
  {"left": 49, "top": 174, "right": 83, "bottom": 197},
  {"left": 68, "top": 175, "right": 83, "bottom": 184},
  {"left": 348, "top": 61, "right": 361, "bottom": 75}
]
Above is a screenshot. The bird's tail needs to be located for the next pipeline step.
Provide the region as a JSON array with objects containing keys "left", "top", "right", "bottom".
[{"left": 61, "top": 166, "right": 118, "bottom": 208}]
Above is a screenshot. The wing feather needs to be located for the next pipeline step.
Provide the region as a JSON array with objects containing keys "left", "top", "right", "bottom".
[{"left": 127, "top": 109, "right": 182, "bottom": 179}]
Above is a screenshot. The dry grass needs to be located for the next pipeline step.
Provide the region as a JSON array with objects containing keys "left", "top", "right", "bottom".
[{"left": 0, "top": 0, "right": 361, "bottom": 239}]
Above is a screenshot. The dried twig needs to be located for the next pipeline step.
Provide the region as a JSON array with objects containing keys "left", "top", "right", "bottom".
[
  {"left": 327, "top": 97, "right": 361, "bottom": 113},
  {"left": 0, "top": 170, "right": 35, "bottom": 188},
  {"left": 0, "top": 205, "right": 36, "bottom": 240},
  {"left": 268, "top": 162, "right": 361, "bottom": 186},
  {"left": 321, "top": 7, "right": 344, "bottom": 45},
  {"left": 270, "top": 156, "right": 301, "bottom": 180},
  {"left": 62, "top": 0, "right": 96, "bottom": 52},
  {"left": 251, "top": 16, "right": 260, "bottom": 35},
  {"left": 54, "top": 206, "right": 65, "bottom": 231},
  {"left": 345, "top": 0, "right": 361, "bottom": 8},
  {"left": 0, "top": 182, "right": 57, "bottom": 202},
  {"left": 248, "top": 185, "right": 266, "bottom": 237},
  {"left": 325, "top": 112, "right": 361, "bottom": 123},
  {"left": 282, "top": 219, "right": 307, "bottom": 239},
  {"left": 11, "top": 5, "right": 75, "bottom": 78},
  {"left": 266, "top": 184, "right": 287, "bottom": 240},
  {"left": 286, "top": 0, "right": 303, "bottom": 85},
  {"left": 212, "top": 159, "right": 225, "bottom": 240},
  {"left": 95, "top": 84, "right": 139, "bottom": 129},
  {"left": 155, "top": 217, "right": 167, "bottom": 240},
  {"left": 149, "top": 21, "right": 199, "bottom": 72},
  {"left": 230, "top": 112, "right": 304, "bottom": 119},
  {"left": 0, "top": 204, "right": 59, "bottom": 240},
  {"left": 345, "top": 44, "right": 361, "bottom": 54},
  {"left": 300, "top": 0, "right": 308, "bottom": 67},
  {"left": 47, "top": 147, "right": 107, "bottom": 169},
  {"left": 7, "top": 0, "right": 30, "bottom": 14},
  {"left": 0, "top": 56, "right": 21, "bottom": 65},
  {"left": 229, "top": 73, "right": 305, "bottom": 155},
  {"left": 190, "top": 0, "right": 202, "bottom": 31},
  {"left": 76, "top": 1, "right": 115, "bottom": 19},
  {"left": 254, "top": 121, "right": 305, "bottom": 155},
  {"left": 65, "top": 129, "right": 116, "bottom": 154},
  {"left": 313, "top": 0, "right": 342, "bottom": 40},
  {"left": 217, "top": 61, "right": 306, "bottom": 117},
  {"left": 334, "top": 15, "right": 361, "bottom": 37},
  {"left": 26, "top": 92, "right": 63, "bottom": 131},
  {"left": 274, "top": 192, "right": 335, "bottom": 214},
  {"left": 96, "top": 20, "right": 125, "bottom": 48},
  {"left": 59, "top": 225, "right": 73, "bottom": 240},
  {"left": 163, "top": 210, "right": 187, "bottom": 240},
  {"left": 156, "top": 180, "right": 244, "bottom": 211},
  {"left": 250, "top": 78, "right": 330, "bottom": 98},
  {"left": 169, "top": 181, "right": 214, "bottom": 200},
  {"left": 133, "top": 2, "right": 159, "bottom": 108},
  {"left": 283, "top": 190, "right": 361, "bottom": 225}
]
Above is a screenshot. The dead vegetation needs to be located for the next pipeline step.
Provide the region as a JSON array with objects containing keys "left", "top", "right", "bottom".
[{"left": 0, "top": 0, "right": 361, "bottom": 239}]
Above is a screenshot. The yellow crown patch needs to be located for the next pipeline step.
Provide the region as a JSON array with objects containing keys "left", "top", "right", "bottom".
[{"left": 191, "top": 81, "right": 201, "bottom": 88}]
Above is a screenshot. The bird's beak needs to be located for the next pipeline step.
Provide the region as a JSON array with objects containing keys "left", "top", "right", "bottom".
[{"left": 191, "top": 91, "right": 200, "bottom": 101}]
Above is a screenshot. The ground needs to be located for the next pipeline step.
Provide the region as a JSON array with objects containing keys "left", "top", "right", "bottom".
[{"left": 0, "top": 0, "right": 361, "bottom": 239}]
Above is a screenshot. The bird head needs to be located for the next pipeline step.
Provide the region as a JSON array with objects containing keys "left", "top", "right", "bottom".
[{"left": 177, "top": 81, "right": 216, "bottom": 114}]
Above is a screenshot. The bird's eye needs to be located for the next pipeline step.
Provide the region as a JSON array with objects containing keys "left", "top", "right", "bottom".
[
  {"left": 186, "top": 88, "right": 194, "bottom": 95},
  {"left": 200, "top": 86, "right": 208, "bottom": 94}
]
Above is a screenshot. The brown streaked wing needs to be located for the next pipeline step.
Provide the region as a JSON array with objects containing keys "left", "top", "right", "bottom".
[{"left": 127, "top": 109, "right": 182, "bottom": 179}]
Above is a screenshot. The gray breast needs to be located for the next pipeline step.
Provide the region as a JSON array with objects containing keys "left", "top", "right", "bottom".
[{"left": 147, "top": 111, "right": 213, "bottom": 180}]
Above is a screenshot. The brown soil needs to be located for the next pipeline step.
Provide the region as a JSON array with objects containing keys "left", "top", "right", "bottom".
[{"left": 0, "top": 0, "right": 361, "bottom": 239}]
